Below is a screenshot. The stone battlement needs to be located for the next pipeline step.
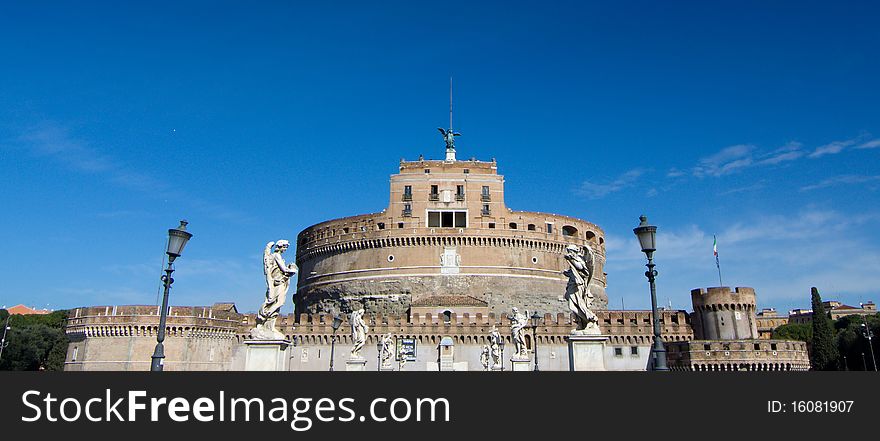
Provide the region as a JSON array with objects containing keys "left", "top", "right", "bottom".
[
  {"left": 64, "top": 305, "right": 694, "bottom": 347},
  {"left": 691, "top": 287, "right": 757, "bottom": 310}
]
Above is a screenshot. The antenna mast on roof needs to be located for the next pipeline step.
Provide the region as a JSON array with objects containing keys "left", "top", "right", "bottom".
[{"left": 438, "top": 76, "right": 460, "bottom": 161}]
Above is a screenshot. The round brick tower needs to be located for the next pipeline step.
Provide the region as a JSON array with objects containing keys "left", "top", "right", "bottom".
[
  {"left": 690, "top": 287, "right": 759, "bottom": 340},
  {"left": 294, "top": 155, "right": 607, "bottom": 316}
]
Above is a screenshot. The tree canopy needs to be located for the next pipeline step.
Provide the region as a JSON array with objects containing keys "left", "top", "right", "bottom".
[{"left": 0, "top": 309, "right": 69, "bottom": 371}]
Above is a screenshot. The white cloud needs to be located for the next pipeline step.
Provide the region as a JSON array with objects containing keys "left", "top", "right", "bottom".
[
  {"left": 602, "top": 208, "right": 880, "bottom": 312},
  {"left": 756, "top": 142, "right": 804, "bottom": 165},
  {"left": 856, "top": 139, "right": 880, "bottom": 149},
  {"left": 800, "top": 175, "right": 880, "bottom": 191},
  {"left": 692, "top": 144, "right": 754, "bottom": 177},
  {"left": 576, "top": 168, "right": 646, "bottom": 199},
  {"left": 808, "top": 139, "right": 856, "bottom": 158}
]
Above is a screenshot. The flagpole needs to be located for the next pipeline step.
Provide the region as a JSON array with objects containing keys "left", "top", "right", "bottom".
[{"left": 714, "top": 234, "right": 723, "bottom": 287}]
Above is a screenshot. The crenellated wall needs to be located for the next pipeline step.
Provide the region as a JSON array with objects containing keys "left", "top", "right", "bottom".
[{"left": 64, "top": 305, "right": 694, "bottom": 371}]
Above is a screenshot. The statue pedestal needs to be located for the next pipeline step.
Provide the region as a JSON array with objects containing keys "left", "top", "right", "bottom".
[
  {"left": 244, "top": 339, "right": 291, "bottom": 371},
  {"left": 346, "top": 357, "right": 367, "bottom": 372},
  {"left": 510, "top": 357, "right": 532, "bottom": 372},
  {"left": 566, "top": 334, "right": 609, "bottom": 371},
  {"left": 491, "top": 364, "right": 504, "bottom": 371},
  {"left": 379, "top": 365, "right": 395, "bottom": 372}
]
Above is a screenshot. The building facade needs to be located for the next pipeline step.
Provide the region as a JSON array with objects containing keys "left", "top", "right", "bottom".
[{"left": 294, "top": 157, "right": 607, "bottom": 317}]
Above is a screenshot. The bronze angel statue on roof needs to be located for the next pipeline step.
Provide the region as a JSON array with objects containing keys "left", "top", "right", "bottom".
[{"left": 438, "top": 127, "right": 461, "bottom": 151}]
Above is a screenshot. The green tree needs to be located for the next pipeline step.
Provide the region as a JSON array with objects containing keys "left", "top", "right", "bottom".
[
  {"left": 835, "top": 313, "right": 879, "bottom": 371},
  {"left": 0, "top": 309, "right": 69, "bottom": 371},
  {"left": 809, "top": 288, "right": 838, "bottom": 370},
  {"left": 772, "top": 322, "right": 812, "bottom": 343}
]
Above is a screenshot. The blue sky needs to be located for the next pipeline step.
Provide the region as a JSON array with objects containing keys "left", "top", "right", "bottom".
[{"left": 1, "top": 1, "right": 878, "bottom": 315}]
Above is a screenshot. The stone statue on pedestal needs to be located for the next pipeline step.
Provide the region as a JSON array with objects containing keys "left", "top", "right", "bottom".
[
  {"left": 380, "top": 332, "right": 394, "bottom": 369},
  {"left": 350, "top": 309, "right": 369, "bottom": 358},
  {"left": 510, "top": 307, "right": 530, "bottom": 357},
  {"left": 564, "top": 245, "right": 601, "bottom": 335},
  {"left": 252, "top": 240, "right": 298, "bottom": 340},
  {"left": 489, "top": 325, "right": 502, "bottom": 367},
  {"left": 480, "top": 345, "right": 490, "bottom": 371}
]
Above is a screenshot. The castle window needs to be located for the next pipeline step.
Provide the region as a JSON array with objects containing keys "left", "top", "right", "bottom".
[
  {"left": 463, "top": 169, "right": 470, "bottom": 174},
  {"left": 403, "top": 185, "right": 412, "bottom": 201},
  {"left": 630, "top": 346, "right": 639, "bottom": 356},
  {"left": 614, "top": 347, "right": 623, "bottom": 357},
  {"left": 488, "top": 222, "right": 495, "bottom": 229},
  {"left": 704, "top": 344, "right": 711, "bottom": 351},
  {"left": 585, "top": 231, "right": 596, "bottom": 240},
  {"left": 562, "top": 225, "right": 578, "bottom": 237},
  {"left": 546, "top": 223, "right": 553, "bottom": 234},
  {"left": 425, "top": 169, "right": 430, "bottom": 173},
  {"left": 481, "top": 186, "right": 490, "bottom": 202},
  {"left": 429, "top": 185, "right": 439, "bottom": 201},
  {"left": 377, "top": 223, "right": 385, "bottom": 230},
  {"left": 482, "top": 204, "right": 490, "bottom": 215},
  {"left": 771, "top": 343, "right": 778, "bottom": 351},
  {"left": 456, "top": 185, "right": 465, "bottom": 200},
  {"left": 428, "top": 210, "right": 467, "bottom": 228},
  {"left": 403, "top": 203, "right": 412, "bottom": 217},
  {"left": 398, "top": 222, "right": 404, "bottom": 229},
  {"left": 443, "top": 310, "right": 452, "bottom": 323},
  {"left": 527, "top": 224, "right": 536, "bottom": 231},
  {"left": 509, "top": 222, "right": 517, "bottom": 229}
]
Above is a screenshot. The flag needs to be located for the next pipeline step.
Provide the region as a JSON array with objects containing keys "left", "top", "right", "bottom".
[{"left": 713, "top": 235, "right": 718, "bottom": 257}]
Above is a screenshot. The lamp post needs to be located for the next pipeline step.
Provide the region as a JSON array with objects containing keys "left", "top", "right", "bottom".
[
  {"left": 861, "top": 316, "right": 876, "bottom": 371},
  {"left": 0, "top": 315, "right": 11, "bottom": 364},
  {"left": 530, "top": 311, "right": 541, "bottom": 372},
  {"left": 329, "top": 315, "right": 343, "bottom": 371},
  {"left": 150, "top": 220, "right": 193, "bottom": 372},
  {"left": 376, "top": 342, "right": 383, "bottom": 371},
  {"left": 499, "top": 339, "right": 505, "bottom": 371},
  {"left": 633, "top": 215, "right": 669, "bottom": 372}
]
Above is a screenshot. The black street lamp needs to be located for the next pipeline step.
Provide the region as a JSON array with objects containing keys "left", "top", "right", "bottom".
[
  {"left": 530, "top": 311, "right": 541, "bottom": 372},
  {"left": 633, "top": 215, "right": 669, "bottom": 372},
  {"left": 499, "top": 338, "right": 505, "bottom": 371},
  {"left": 151, "top": 220, "right": 193, "bottom": 372},
  {"left": 329, "top": 314, "right": 343, "bottom": 371},
  {"left": 861, "top": 316, "right": 876, "bottom": 371}
]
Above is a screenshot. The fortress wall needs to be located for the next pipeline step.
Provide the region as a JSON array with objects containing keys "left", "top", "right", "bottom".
[
  {"left": 666, "top": 339, "right": 810, "bottom": 371},
  {"left": 64, "top": 307, "right": 693, "bottom": 371}
]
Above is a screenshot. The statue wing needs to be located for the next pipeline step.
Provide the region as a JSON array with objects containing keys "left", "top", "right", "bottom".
[
  {"left": 438, "top": 127, "right": 447, "bottom": 136},
  {"left": 263, "top": 242, "right": 275, "bottom": 285},
  {"left": 583, "top": 246, "right": 595, "bottom": 288}
]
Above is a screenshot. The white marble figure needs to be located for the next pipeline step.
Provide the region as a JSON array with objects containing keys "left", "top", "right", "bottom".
[
  {"left": 480, "top": 344, "right": 491, "bottom": 371},
  {"left": 564, "top": 245, "right": 601, "bottom": 335},
  {"left": 397, "top": 344, "right": 407, "bottom": 370},
  {"left": 252, "top": 240, "right": 298, "bottom": 340},
  {"left": 488, "top": 325, "right": 502, "bottom": 367},
  {"left": 350, "top": 309, "right": 369, "bottom": 358},
  {"left": 510, "top": 307, "right": 530, "bottom": 358},
  {"left": 380, "top": 332, "right": 394, "bottom": 369}
]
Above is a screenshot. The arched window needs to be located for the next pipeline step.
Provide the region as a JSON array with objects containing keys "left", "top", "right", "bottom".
[
  {"left": 562, "top": 225, "right": 578, "bottom": 237},
  {"left": 585, "top": 231, "right": 596, "bottom": 240},
  {"left": 443, "top": 310, "right": 452, "bottom": 323},
  {"left": 509, "top": 222, "right": 517, "bottom": 230}
]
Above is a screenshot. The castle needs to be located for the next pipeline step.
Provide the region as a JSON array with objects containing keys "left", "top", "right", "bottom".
[{"left": 62, "top": 140, "right": 809, "bottom": 371}]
